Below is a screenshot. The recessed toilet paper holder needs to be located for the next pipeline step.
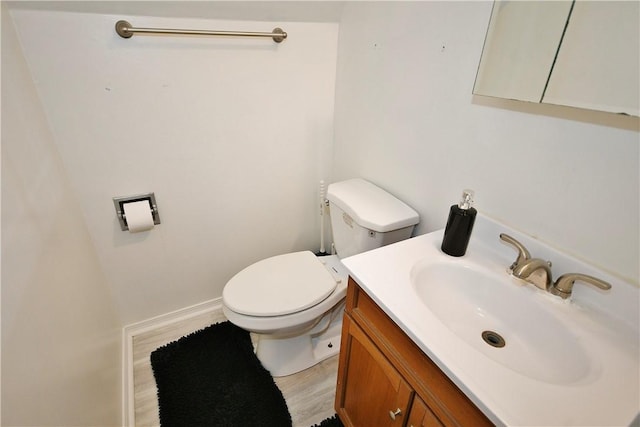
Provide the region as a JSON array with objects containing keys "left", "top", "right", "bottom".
[{"left": 113, "top": 192, "right": 161, "bottom": 231}]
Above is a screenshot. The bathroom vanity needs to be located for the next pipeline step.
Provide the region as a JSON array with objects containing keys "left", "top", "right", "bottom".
[
  {"left": 335, "top": 214, "right": 639, "bottom": 426},
  {"left": 335, "top": 277, "right": 492, "bottom": 426}
]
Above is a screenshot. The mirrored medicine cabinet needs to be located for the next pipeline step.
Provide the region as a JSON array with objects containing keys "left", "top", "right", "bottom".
[{"left": 474, "top": 1, "right": 639, "bottom": 117}]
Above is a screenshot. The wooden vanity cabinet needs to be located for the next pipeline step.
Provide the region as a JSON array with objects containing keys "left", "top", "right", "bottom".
[
  {"left": 335, "top": 277, "right": 493, "bottom": 427},
  {"left": 406, "top": 396, "right": 443, "bottom": 427}
]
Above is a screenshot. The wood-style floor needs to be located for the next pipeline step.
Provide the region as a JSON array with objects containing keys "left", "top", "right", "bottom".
[{"left": 133, "top": 309, "right": 339, "bottom": 427}]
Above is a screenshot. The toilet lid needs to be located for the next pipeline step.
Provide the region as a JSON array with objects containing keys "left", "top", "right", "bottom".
[{"left": 223, "top": 251, "right": 338, "bottom": 317}]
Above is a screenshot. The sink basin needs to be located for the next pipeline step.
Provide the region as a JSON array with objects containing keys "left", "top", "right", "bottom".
[{"left": 410, "top": 260, "right": 593, "bottom": 384}]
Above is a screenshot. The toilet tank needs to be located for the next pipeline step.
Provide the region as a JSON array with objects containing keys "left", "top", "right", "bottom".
[{"left": 326, "top": 178, "right": 419, "bottom": 259}]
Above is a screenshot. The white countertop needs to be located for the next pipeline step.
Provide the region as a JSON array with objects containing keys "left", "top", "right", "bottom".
[{"left": 342, "top": 214, "right": 639, "bottom": 426}]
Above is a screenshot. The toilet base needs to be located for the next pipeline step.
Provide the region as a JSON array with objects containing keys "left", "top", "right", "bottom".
[{"left": 255, "top": 307, "right": 343, "bottom": 377}]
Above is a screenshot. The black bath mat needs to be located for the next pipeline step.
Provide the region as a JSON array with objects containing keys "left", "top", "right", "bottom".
[
  {"left": 312, "top": 414, "right": 344, "bottom": 427},
  {"left": 150, "top": 321, "right": 291, "bottom": 427}
]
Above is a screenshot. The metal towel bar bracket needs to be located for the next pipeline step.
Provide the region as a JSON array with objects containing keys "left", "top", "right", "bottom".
[{"left": 115, "top": 20, "right": 287, "bottom": 43}]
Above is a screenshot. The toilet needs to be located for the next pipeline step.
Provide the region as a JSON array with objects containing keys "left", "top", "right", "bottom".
[{"left": 222, "top": 178, "right": 419, "bottom": 376}]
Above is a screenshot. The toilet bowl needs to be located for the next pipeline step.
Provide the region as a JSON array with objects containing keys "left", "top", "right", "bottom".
[
  {"left": 223, "top": 252, "right": 348, "bottom": 376},
  {"left": 222, "top": 178, "right": 419, "bottom": 376},
  {"left": 223, "top": 251, "right": 348, "bottom": 335}
]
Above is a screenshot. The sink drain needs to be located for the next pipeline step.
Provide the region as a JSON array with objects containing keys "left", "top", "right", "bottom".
[{"left": 482, "top": 330, "right": 506, "bottom": 348}]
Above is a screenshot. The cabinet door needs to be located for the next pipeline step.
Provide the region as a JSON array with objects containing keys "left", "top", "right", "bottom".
[
  {"left": 406, "top": 395, "right": 444, "bottom": 427},
  {"left": 336, "top": 315, "right": 413, "bottom": 427}
]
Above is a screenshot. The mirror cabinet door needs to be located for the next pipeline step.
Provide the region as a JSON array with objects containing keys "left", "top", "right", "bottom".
[
  {"left": 473, "top": 1, "right": 573, "bottom": 102},
  {"left": 542, "top": 1, "right": 639, "bottom": 116}
]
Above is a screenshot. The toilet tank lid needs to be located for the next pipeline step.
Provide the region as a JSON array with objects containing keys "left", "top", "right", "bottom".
[{"left": 327, "top": 178, "right": 419, "bottom": 232}]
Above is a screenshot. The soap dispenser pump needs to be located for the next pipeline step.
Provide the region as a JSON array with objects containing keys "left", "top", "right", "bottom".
[{"left": 441, "top": 189, "right": 477, "bottom": 257}]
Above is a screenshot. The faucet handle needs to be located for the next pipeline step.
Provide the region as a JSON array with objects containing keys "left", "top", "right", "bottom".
[
  {"left": 499, "top": 233, "right": 531, "bottom": 269},
  {"left": 551, "top": 273, "right": 612, "bottom": 299}
]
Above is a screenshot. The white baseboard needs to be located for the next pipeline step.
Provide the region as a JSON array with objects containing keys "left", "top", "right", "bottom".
[{"left": 121, "top": 298, "right": 223, "bottom": 427}]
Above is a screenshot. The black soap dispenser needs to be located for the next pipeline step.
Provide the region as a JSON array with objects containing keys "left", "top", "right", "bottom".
[{"left": 441, "top": 189, "right": 477, "bottom": 257}]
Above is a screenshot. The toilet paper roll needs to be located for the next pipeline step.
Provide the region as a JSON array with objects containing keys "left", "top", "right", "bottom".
[{"left": 124, "top": 200, "right": 155, "bottom": 233}]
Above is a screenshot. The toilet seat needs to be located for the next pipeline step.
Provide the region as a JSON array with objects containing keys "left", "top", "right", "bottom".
[{"left": 223, "top": 251, "right": 338, "bottom": 317}]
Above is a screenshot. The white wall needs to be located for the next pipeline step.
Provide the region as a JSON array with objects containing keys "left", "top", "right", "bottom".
[
  {"left": 10, "top": 9, "right": 339, "bottom": 324},
  {"left": 1, "top": 4, "right": 122, "bottom": 425},
  {"left": 333, "top": 1, "right": 639, "bottom": 284}
]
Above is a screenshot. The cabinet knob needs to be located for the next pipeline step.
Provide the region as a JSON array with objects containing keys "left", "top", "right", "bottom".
[{"left": 389, "top": 408, "right": 402, "bottom": 421}]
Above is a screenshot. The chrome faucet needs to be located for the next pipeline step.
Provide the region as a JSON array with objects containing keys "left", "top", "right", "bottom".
[
  {"left": 500, "top": 233, "right": 553, "bottom": 291},
  {"left": 499, "top": 233, "right": 612, "bottom": 298}
]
